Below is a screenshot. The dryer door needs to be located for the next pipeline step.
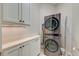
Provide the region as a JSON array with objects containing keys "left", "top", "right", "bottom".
[
  {"left": 45, "top": 17, "right": 59, "bottom": 31},
  {"left": 45, "top": 39, "right": 59, "bottom": 52}
]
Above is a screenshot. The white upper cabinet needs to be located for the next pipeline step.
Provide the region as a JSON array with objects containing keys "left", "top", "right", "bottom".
[
  {"left": 0, "top": 3, "right": 40, "bottom": 25},
  {"left": 21, "top": 3, "right": 30, "bottom": 25},
  {"left": 2, "top": 3, "right": 19, "bottom": 23},
  {"left": 1, "top": 3, "right": 30, "bottom": 25}
]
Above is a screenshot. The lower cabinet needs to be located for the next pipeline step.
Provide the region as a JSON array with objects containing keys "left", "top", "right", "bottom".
[
  {"left": 2, "top": 45, "right": 21, "bottom": 56},
  {"left": 21, "top": 41, "right": 31, "bottom": 56},
  {"left": 30, "top": 38, "right": 40, "bottom": 56},
  {"left": 2, "top": 38, "right": 40, "bottom": 56}
]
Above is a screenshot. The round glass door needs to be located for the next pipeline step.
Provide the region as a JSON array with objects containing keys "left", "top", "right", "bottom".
[
  {"left": 45, "top": 39, "right": 59, "bottom": 52},
  {"left": 45, "top": 17, "right": 59, "bottom": 31}
]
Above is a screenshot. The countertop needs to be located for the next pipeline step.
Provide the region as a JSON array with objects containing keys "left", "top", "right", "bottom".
[{"left": 0, "top": 35, "right": 40, "bottom": 53}]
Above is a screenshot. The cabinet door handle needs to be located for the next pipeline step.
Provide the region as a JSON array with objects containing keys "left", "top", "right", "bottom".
[
  {"left": 19, "top": 20, "right": 22, "bottom": 22},
  {"left": 22, "top": 45, "right": 24, "bottom": 47},
  {"left": 22, "top": 21, "right": 24, "bottom": 23},
  {"left": 20, "top": 47, "right": 22, "bottom": 48}
]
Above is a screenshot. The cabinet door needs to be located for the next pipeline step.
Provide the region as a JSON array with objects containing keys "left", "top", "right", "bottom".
[
  {"left": 3, "top": 45, "right": 20, "bottom": 56},
  {"left": 21, "top": 3, "right": 30, "bottom": 25},
  {"left": 30, "top": 38, "right": 40, "bottom": 56},
  {"left": 22, "top": 41, "right": 31, "bottom": 56},
  {"left": 2, "top": 3, "right": 19, "bottom": 23}
]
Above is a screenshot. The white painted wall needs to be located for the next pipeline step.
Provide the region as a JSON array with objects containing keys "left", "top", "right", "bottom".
[
  {"left": 56, "top": 4, "right": 73, "bottom": 55},
  {"left": 40, "top": 3, "right": 56, "bottom": 44},
  {"left": 40, "top": 3, "right": 56, "bottom": 25},
  {"left": 72, "top": 4, "right": 79, "bottom": 56}
]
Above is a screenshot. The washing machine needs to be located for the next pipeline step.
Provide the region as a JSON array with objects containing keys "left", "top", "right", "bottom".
[
  {"left": 44, "top": 13, "right": 60, "bottom": 34},
  {"left": 43, "top": 13, "right": 61, "bottom": 56},
  {"left": 44, "top": 35, "right": 61, "bottom": 56}
]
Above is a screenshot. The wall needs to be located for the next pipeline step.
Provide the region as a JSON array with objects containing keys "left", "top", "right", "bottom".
[
  {"left": 56, "top": 4, "right": 73, "bottom": 55},
  {"left": 40, "top": 3, "right": 56, "bottom": 25},
  {"left": 72, "top": 4, "right": 79, "bottom": 55},
  {"left": 2, "top": 3, "right": 40, "bottom": 44},
  {"left": 40, "top": 3, "right": 56, "bottom": 44}
]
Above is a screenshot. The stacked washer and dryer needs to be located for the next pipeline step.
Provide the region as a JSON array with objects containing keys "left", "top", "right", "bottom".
[{"left": 43, "top": 13, "right": 61, "bottom": 56}]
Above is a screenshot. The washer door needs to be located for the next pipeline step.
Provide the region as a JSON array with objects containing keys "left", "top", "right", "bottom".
[
  {"left": 45, "top": 17, "right": 59, "bottom": 31},
  {"left": 45, "top": 39, "right": 59, "bottom": 52}
]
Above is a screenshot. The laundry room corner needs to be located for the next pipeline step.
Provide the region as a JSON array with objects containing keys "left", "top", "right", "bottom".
[{"left": 39, "top": 3, "right": 57, "bottom": 48}]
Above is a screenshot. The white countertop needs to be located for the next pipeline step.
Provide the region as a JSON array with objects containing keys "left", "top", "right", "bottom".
[{"left": 0, "top": 35, "right": 40, "bottom": 52}]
